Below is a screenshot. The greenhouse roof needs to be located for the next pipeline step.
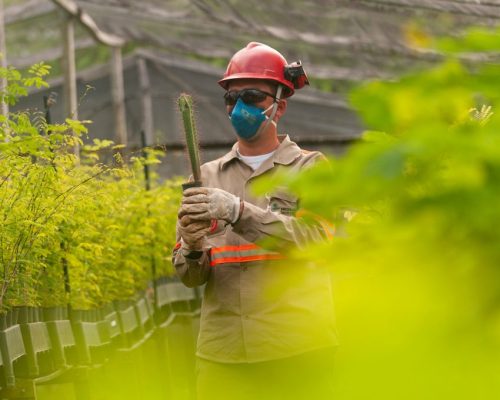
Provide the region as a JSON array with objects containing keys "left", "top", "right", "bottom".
[{"left": 5, "top": 0, "right": 500, "bottom": 177}]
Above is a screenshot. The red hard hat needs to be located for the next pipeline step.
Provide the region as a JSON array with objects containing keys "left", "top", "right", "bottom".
[{"left": 218, "top": 42, "right": 309, "bottom": 98}]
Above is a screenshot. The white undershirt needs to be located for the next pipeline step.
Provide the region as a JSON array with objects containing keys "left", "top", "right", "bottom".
[{"left": 237, "top": 149, "right": 276, "bottom": 171}]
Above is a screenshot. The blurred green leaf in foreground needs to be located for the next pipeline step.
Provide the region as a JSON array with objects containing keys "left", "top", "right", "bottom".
[{"left": 252, "top": 28, "right": 500, "bottom": 399}]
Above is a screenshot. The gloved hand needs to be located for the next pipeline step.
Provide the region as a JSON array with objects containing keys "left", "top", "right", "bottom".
[
  {"left": 178, "top": 219, "right": 211, "bottom": 252},
  {"left": 179, "top": 187, "right": 241, "bottom": 224}
]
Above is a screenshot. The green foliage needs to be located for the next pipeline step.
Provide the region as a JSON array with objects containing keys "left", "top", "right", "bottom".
[
  {"left": 0, "top": 64, "right": 181, "bottom": 312},
  {"left": 254, "top": 29, "right": 500, "bottom": 399},
  {"left": 0, "top": 62, "right": 51, "bottom": 105},
  {"left": 436, "top": 26, "right": 500, "bottom": 53}
]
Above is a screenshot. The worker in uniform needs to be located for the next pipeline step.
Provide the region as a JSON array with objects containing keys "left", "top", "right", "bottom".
[{"left": 173, "top": 42, "right": 338, "bottom": 400}]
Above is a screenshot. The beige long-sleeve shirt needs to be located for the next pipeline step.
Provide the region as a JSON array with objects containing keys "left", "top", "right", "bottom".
[{"left": 173, "top": 135, "right": 338, "bottom": 363}]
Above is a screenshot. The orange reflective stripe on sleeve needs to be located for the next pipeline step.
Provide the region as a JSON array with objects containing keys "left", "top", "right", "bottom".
[
  {"left": 211, "top": 244, "right": 262, "bottom": 254},
  {"left": 209, "top": 244, "right": 284, "bottom": 267}
]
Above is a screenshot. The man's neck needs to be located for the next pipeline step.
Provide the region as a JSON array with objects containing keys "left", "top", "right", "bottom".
[{"left": 237, "top": 129, "right": 280, "bottom": 156}]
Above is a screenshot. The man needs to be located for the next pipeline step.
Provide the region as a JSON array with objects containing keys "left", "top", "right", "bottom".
[{"left": 173, "top": 42, "right": 337, "bottom": 400}]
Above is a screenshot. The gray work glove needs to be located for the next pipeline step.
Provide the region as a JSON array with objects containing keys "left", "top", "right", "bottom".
[
  {"left": 179, "top": 187, "right": 241, "bottom": 224},
  {"left": 178, "top": 219, "right": 211, "bottom": 253}
]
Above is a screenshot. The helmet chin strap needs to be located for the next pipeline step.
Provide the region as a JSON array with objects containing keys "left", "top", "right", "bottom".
[{"left": 254, "top": 85, "right": 283, "bottom": 138}]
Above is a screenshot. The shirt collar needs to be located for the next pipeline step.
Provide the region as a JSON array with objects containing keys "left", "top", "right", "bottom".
[
  {"left": 220, "top": 135, "right": 301, "bottom": 170},
  {"left": 219, "top": 142, "right": 240, "bottom": 170}
]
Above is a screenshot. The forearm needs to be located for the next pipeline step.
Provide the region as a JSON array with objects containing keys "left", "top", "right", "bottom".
[{"left": 231, "top": 201, "right": 329, "bottom": 249}]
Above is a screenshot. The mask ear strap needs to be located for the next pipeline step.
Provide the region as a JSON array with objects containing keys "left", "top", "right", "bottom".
[{"left": 259, "top": 85, "right": 283, "bottom": 131}]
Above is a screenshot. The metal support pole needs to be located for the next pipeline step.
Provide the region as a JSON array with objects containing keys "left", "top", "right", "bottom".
[
  {"left": 0, "top": 0, "right": 9, "bottom": 120},
  {"left": 61, "top": 13, "right": 80, "bottom": 157},
  {"left": 137, "top": 57, "right": 154, "bottom": 146},
  {"left": 140, "top": 129, "right": 158, "bottom": 317},
  {"left": 110, "top": 46, "right": 127, "bottom": 148}
]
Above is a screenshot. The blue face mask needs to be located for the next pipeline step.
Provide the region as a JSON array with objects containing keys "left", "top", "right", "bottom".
[{"left": 229, "top": 98, "right": 269, "bottom": 140}]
